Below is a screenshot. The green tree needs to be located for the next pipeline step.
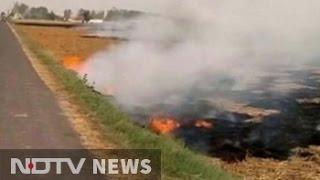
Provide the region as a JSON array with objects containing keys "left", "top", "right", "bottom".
[
  {"left": 12, "top": 2, "right": 29, "bottom": 15},
  {"left": 91, "top": 10, "right": 105, "bottom": 19},
  {"left": 47, "top": 11, "right": 56, "bottom": 20},
  {"left": 25, "top": 6, "right": 57, "bottom": 20},
  {"left": 63, "top": 9, "right": 72, "bottom": 21},
  {"left": 77, "top": 9, "right": 90, "bottom": 23}
]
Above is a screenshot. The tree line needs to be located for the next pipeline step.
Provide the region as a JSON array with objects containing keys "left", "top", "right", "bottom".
[
  {"left": 9, "top": 3, "right": 145, "bottom": 22},
  {"left": 9, "top": 3, "right": 106, "bottom": 21}
]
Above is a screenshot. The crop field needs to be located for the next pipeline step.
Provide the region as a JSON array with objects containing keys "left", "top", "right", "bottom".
[{"left": 14, "top": 23, "right": 320, "bottom": 179}]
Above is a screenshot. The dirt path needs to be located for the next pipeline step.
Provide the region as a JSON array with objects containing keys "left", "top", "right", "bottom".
[{"left": 0, "top": 23, "right": 82, "bottom": 149}]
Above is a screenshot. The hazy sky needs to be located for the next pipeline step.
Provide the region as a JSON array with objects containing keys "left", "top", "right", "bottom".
[{"left": 0, "top": 0, "right": 167, "bottom": 15}]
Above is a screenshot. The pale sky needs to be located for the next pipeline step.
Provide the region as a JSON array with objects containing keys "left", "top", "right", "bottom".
[{"left": 0, "top": 0, "right": 167, "bottom": 15}]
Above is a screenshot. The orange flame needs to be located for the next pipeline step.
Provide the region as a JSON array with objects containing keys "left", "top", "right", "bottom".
[
  {"left": 62, "top": 56, "right": 82, "bottom": 71},
  {"left": 194, "top": 119, "right": 214, "bottom": 129},
  {"left": 149, "top": 116, "right": 180, "bottom": 134}
]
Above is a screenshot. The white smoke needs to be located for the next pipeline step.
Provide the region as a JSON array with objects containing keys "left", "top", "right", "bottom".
[{"left": 80, "top": 0, "right": 320, "bottom": 108}]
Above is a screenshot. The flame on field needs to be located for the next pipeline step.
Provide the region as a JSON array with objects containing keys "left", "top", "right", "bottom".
[
  {"left": 63, "top": 56, "right": 82, "bottom": 71},
  {"left": 149, "top": 116, "right": 180, "bottom": 134},
  {"left": 194, "top": 119, "right": 214, "bottom": 129}
]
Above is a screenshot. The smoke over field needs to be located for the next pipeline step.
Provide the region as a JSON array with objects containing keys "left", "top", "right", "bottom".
[
  {"left": 81, "top": 0, "right": 320, "bottom": 107},
  {"left": 78, "top": 0, "right": 320, "bottom": 159}
]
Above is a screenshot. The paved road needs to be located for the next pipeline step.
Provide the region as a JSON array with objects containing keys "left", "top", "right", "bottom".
[{"left": 0, "top": 23, "right": 82, "bottom": 149}]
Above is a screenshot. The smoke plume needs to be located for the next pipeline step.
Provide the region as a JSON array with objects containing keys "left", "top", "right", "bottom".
[{"left": 80, "top": 0, "right": 320, "bottom": 110}]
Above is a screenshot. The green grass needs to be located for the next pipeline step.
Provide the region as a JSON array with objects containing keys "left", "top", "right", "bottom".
[{"left": 14, "top": 25, "right": 237, "bottom": 180}]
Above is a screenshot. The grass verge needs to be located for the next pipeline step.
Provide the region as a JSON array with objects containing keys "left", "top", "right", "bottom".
[{"left": 13, "top": 24, "right": 236, "bottom": 180}]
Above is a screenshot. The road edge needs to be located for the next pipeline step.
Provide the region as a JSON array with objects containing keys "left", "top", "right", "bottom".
[{"left": 7, "top": 22, "right": 114, "bottom": 149}]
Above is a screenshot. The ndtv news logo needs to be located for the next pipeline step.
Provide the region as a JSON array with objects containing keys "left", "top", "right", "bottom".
[
  {"left": 11, "top": 158, "right": 152, "bottom": 175},
  {"left": 0, "top": 149, "right": 161, "bottom": 180}
]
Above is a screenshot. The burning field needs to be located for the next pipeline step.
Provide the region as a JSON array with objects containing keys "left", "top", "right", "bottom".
[{"left": 13, "top": 1, "right": 320, "bottom": 178}]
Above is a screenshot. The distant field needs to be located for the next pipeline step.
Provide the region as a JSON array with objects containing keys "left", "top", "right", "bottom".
[
  {"left": 14, "top": 24, "right": 118, "bottom": 63},
  {"left": 12, "top": 20, "right": 83, "bottom": 28}
]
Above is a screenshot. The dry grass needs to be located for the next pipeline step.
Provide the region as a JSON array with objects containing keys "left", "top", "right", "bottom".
[{"left": 221, "top": 146, "right": 320, "bottom": 179}]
